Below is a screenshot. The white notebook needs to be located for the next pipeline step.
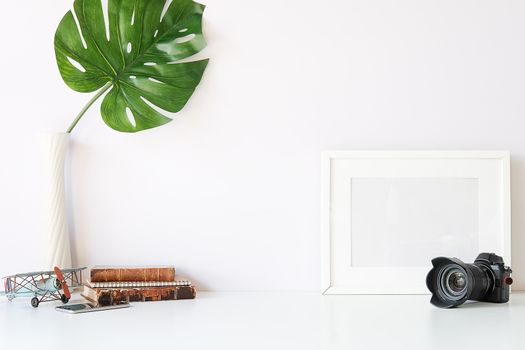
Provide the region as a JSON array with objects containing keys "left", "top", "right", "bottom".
[{"left": 86, "top": 280, "right": 191, "bottom": 288}]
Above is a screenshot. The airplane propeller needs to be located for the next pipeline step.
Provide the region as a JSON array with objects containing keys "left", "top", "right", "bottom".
[{"left": 53, "top": 266, "right": 71, "bottom": 300}]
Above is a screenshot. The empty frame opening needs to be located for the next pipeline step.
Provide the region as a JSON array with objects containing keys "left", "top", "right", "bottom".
[{"left": 350, "top": 178, "right": 479, "bottom": 267}]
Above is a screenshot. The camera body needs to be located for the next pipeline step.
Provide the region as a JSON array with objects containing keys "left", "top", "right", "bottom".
[
  {"left": 472, "top": 253, "right": 512, "bottom": 303},
  {"left": 426, "top": 252, "right": 512, "bottom": 308}
]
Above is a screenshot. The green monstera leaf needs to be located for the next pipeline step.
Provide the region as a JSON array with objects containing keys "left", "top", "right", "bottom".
[{"left": 54, "top": 0, "right": 209, "bottom": 133}]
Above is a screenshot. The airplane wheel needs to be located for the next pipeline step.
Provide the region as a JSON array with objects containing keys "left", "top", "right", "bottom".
[
  {"left": 31, "top": 297, "right": 39, "bottom": 308},
  {"left": 61, "top": 294, "right": 69, "bottom": 304}
]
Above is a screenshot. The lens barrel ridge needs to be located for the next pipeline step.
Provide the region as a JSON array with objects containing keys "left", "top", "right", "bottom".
[{"left": 464, "top": 263, "right": 492, "bottom": 301}]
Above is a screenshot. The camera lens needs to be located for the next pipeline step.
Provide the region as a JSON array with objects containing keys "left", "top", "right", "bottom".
[
  {"left": 448, "top": 272, "right": 466, "bottom": 291},
  {"left": 437, "top": 265, "right": 468, "bottom": 301}
]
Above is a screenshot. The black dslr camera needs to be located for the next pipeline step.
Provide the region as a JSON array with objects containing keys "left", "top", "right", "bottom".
[{"left": 426, "top": 253, "right": 512, "bottom": 308}]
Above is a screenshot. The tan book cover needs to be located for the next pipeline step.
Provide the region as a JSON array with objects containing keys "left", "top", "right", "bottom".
[
  {"left": 82, "top": 285, "right": 196, "bottom": 306},
  {"left": 90, "top": 266, "right": 176, "bottom": 282}
]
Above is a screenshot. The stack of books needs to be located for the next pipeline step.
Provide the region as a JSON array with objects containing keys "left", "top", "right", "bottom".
[{"left": 82, "top": 266, "right": 196, "bottom": 306}]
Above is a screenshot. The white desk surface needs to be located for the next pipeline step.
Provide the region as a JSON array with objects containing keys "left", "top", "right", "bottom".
[{"left": 0, "top": 291, "right": 523, "bottom": 349}]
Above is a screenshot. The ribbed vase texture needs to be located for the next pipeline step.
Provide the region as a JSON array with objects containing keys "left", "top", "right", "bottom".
[{"left": 44, "top": 133, "right": 72, "bottom": 269}]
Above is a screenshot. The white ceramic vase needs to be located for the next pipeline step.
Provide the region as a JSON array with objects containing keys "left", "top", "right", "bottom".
[{"left": 43, "top": 132, "right": 72, "bottom": 269}]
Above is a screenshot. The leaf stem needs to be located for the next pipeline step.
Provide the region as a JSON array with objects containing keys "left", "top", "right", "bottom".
[{"left": 67, "top": 82, "right": 113, "bottom": 133}]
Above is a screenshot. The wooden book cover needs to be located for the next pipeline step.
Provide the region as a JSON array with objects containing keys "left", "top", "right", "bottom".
[
  {"left": 90, "top": 266, "right": 176, "bottom": 282},
  {"left": 81, "top": 285, "right": 196, "bottom": 306}
]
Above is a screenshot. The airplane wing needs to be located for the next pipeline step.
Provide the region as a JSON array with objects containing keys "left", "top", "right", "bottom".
[
  {"left": 2, "top": 267, "right": 86, "bottom": 279},
  {"left": 59, "top": 267, "right": 87, "bottom": 274},
  {"left": 2, "top": 270, "right": 55, "bottom": 279}
]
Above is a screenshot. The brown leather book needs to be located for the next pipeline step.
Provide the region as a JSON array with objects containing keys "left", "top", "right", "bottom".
[
  {"left": 81, "top": 284, "right": 196, "bottom": 306},
  {"left": 90, "top": 266, "right": 176, "bottom": 282}
]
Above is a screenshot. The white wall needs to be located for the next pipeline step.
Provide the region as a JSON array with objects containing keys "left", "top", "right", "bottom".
[{"left": 1, "top": 0, "right": 525, "bottom": 291}]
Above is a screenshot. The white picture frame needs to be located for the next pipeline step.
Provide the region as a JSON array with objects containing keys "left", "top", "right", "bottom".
[{"left": 321, "top": 151, "right": 511, "bottom": 295}]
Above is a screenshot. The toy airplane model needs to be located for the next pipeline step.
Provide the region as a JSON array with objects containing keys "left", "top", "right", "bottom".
[{"left": 1, "top": 266, "right": 86, "bottom": 307}]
